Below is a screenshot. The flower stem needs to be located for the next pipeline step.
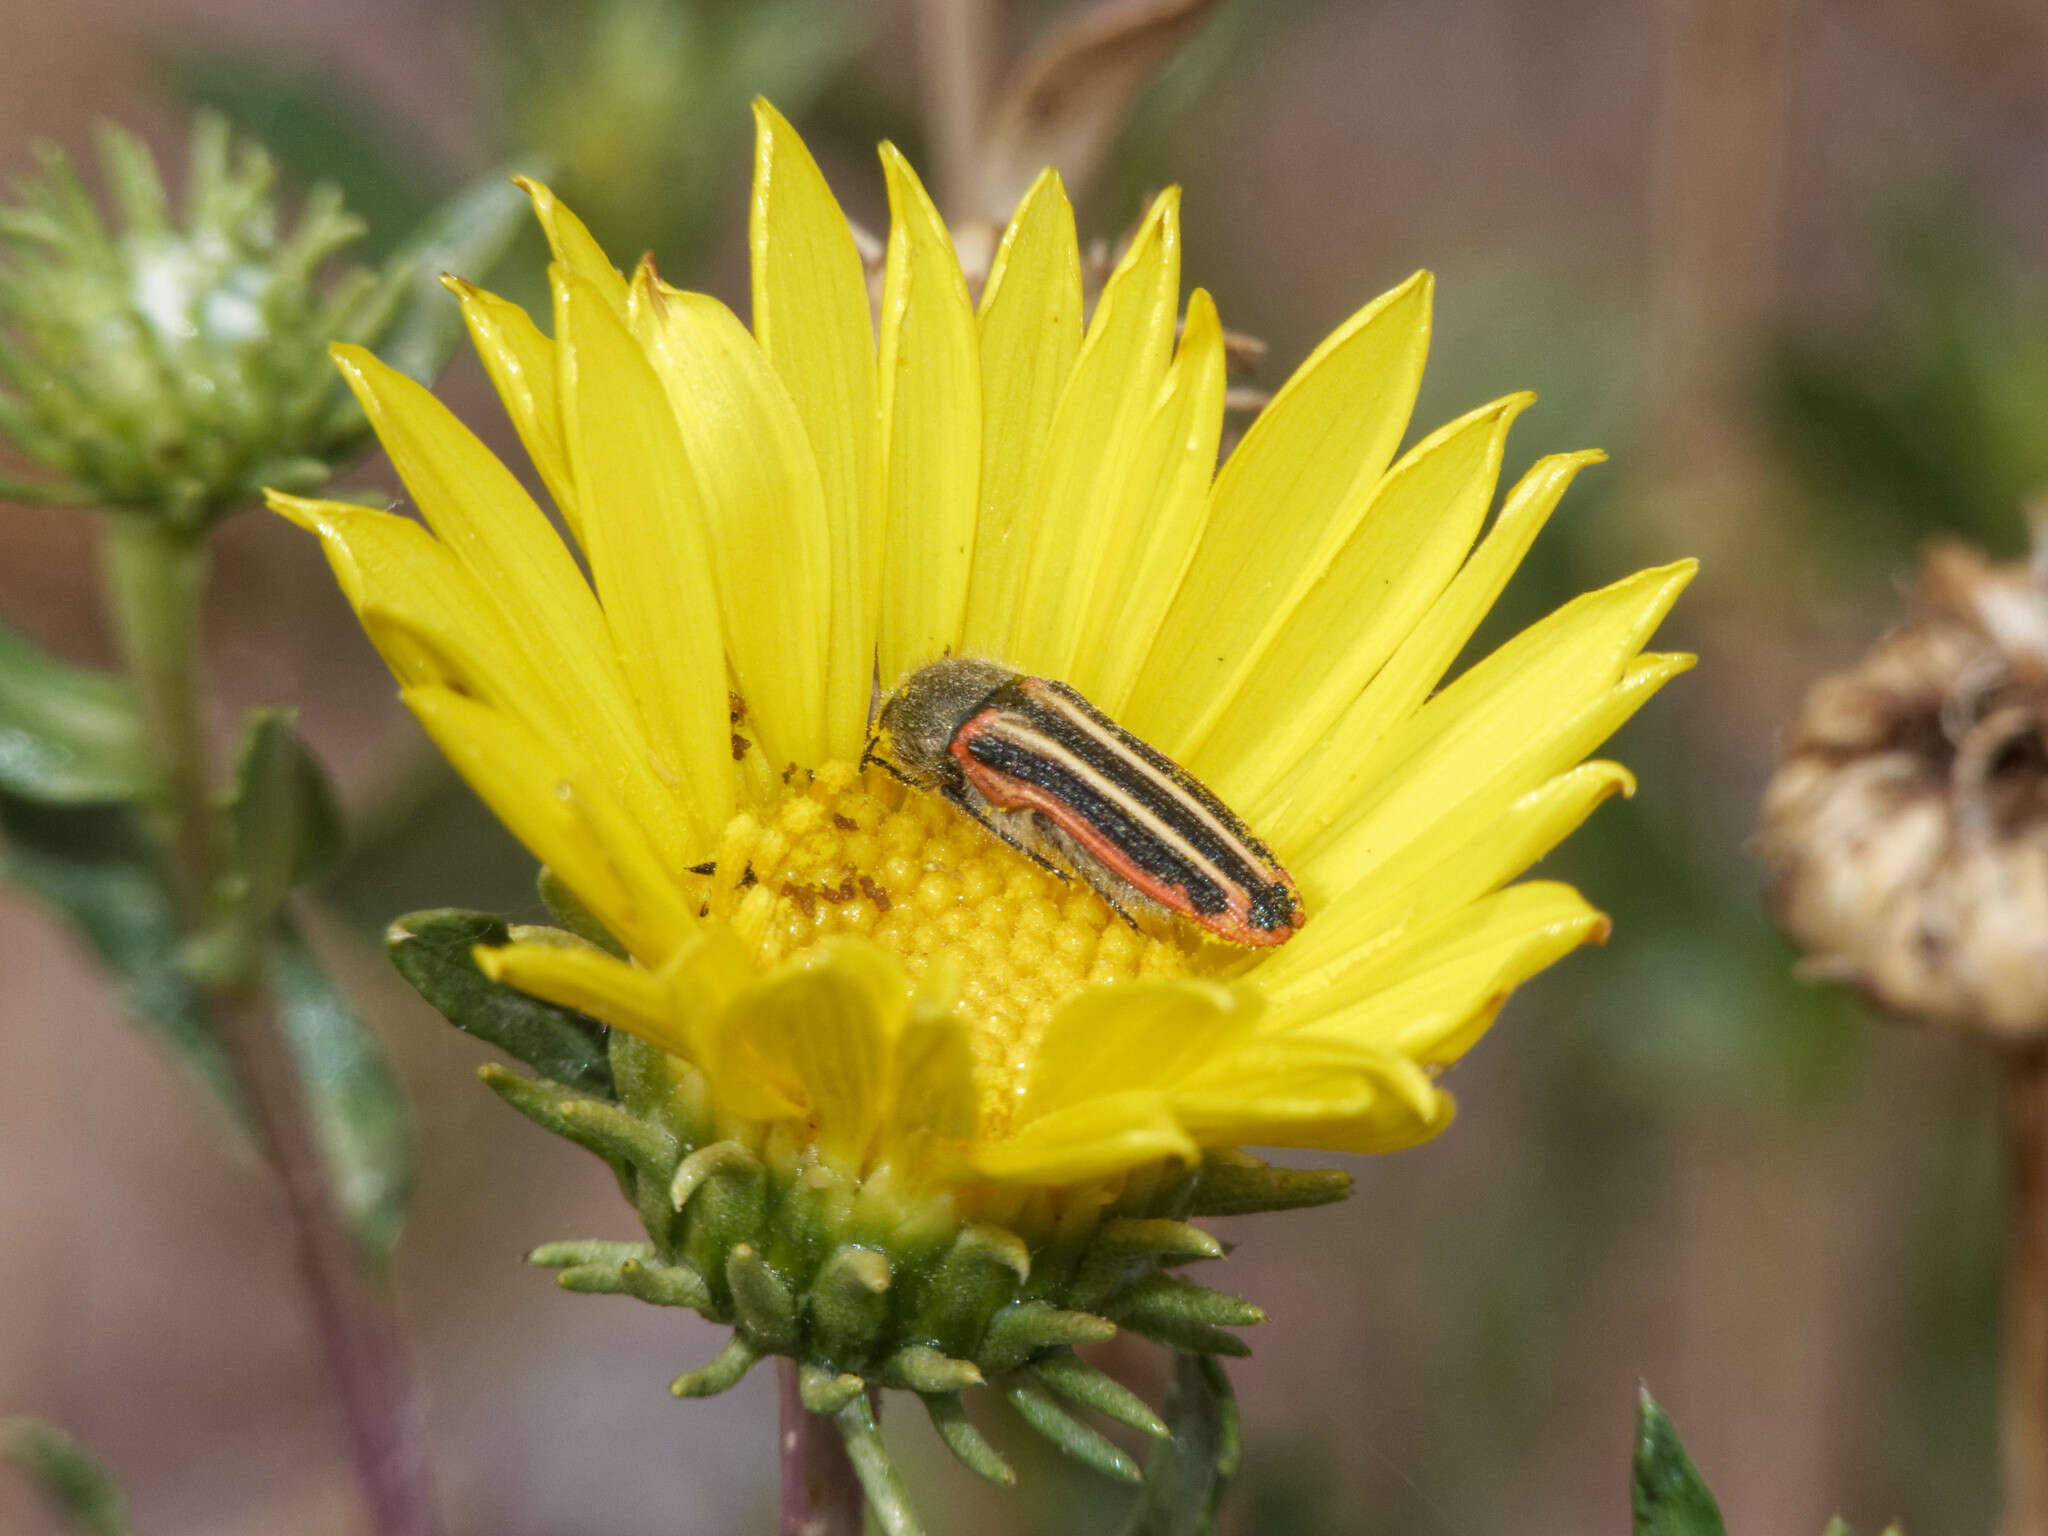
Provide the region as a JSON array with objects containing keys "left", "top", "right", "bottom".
[
  {"left": 102, "top": 516, "right": 215, "bottom": 925},
  {"left": 2003, "top": 1044, "right": 2048, "bottom": 1536},
  {"left": 101, "top": 513, "right": 444, "bottom": 1536},
  {"left": 216, "top": 983, "right": 442, "bottom": 1536},
  {"left": 778, "top": 1359, "right": 864, "bottom": 1536}
]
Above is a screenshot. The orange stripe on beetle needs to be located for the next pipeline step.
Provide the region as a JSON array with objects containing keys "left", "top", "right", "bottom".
[{"left": 870, "top": 658, "right": 1306, "bottom": 947}]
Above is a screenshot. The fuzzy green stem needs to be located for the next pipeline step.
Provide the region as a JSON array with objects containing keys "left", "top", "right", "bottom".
[
  {"left": 99, "top": 512, "right": 444, "bottom": 1536},
  {"left": 2002, "top": 1045, "right": 2048, "bottom": 1536},
  {"left": 779, "top": 1359, "right": 865, "bottom": 1536},
  {"left": 102, "top": 515, "right": 216, "bottom": 926}
]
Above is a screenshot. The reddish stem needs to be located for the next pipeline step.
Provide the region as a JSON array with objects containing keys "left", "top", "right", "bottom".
[
  {"left": 2002, "top": 1045, "right": 2048, "bottom": 1536},
  {"left": 779, "top": 1360, "right": 865, "bottom": 1536}
]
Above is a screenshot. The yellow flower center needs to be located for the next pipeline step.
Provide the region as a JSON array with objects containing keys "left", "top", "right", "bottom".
[{"left": 699, "top": 761, "right": 1191, "bottom": 1112}]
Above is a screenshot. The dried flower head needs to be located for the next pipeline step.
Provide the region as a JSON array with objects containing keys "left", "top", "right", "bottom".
[{"left": 1760, "top": 533, "right": 2048, "bottom": 1040}]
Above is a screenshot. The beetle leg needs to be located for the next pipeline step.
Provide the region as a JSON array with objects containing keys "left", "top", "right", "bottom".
[
  {"left": 860, "top": 739, "right": 917, "bottom": 785},
  {"left": 941, "top": 785, "right": 1070, "bottom": 881},
  {"left": 1090, "top": 882, "right": 1145, "bottom": 933}
]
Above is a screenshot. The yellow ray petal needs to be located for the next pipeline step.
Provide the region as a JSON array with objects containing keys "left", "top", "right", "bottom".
[
  {"left": 972, "top": 1090, "right": 1196, "bottom": 1184},
  {"left": 628, "top": 268, "right": 832, "bottom": 770},
  {"left": 1308, "top": 879, "right": 1604, "bottom": 1020},
  {"left": 443, "top": 275, "right": 578, "bottom": 543},
  {"left": 1283, "top": 881, "right": 1609, "bottom": 1062},
  {"left": 1310, "top": 651, "right": 1695, "bottom": 901},
  {"left": 1215, "top": 1079, "right": 1454, "bottom": 1155},
  {"left": 1169, "top": 1049, "right": 1447, "bottom": 1149},
  {"left": 1262, "top": 760, "right": 1634, "bottom": 996},
  {"left": 713, "top": 939, "right": 910, "bottom": 1164},
  {"left": 1257, "top": 449, "right": 1604, "bottom": 842},
  {"left": 958, "top": 169, "right": 1083, "bottom": 658},
  {"left": 269, "top": 493, "right": 530, "bottom": 694},
  {"left": 653, "top": 926, "right": 759, "bottom": 1071},
  {"left": 1184, "top": 394, "right": 1533, "bottom": 802},
  {"left": 331, "top": 345, "right": 667, "bottom": 738},
  {"left": 554, "top": 268, "right": 734, "bottom": 850},
  {"left": 400, "top": 687, "right": 698, "bottom": 958},
  {"left": 1121, "top": 271, "right": 1434, "bottom": 752},
  {"left": 1005, "top": 189, "right": 1182, "bottom": 679},
  {"left": 474, "top": 939, "right": 688, "bottom": 1058},
  {"left": 1354, "top": 540, "right": 1688, "bottom": 779},
  {"left": 1298, "top": 564, "right": 1695, "bottom": 899},
  {"left": 1017, "top": 977, "right": 1259, "bottom": 1122},
  {"left": 875, "top": 143, "right": 981, "bottom": 687},
  {"left": 1069, "top": 288, "right": 1228, "bottom": 715},
  {"left": 274, "top": 484, "right": 693, "bottom": 869},
  {"left": 885, "top": 1008, "right": 981, "bottom": 1154},
  {"left": 516, "top": 176, "right": 626, "bottom": 317},
  {"left": 749, "top": 100, "right": 882, "bottom": 759}
]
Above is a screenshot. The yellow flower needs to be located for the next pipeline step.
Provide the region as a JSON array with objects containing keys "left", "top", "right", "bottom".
[
  {"left": 275, "top": 107, "right": 1689, "bottom": 1480},
  {"left": 276, "top": 100, "right": 1689, "bottom": 1192}
]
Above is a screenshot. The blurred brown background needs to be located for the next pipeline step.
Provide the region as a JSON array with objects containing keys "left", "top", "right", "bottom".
[{"left": 6, "top": 0, "right": 2048, "bottom": 1531}]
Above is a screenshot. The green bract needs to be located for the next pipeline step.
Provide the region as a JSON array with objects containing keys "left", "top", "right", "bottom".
[{"left": 389, "top": 904, "right": 1348, "bottom": 1497}]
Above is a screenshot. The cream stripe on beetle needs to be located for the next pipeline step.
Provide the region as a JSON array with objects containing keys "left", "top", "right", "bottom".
[
  {"left": 1019, "top": 684, "right": 1272, "bottom": 864},
  {"left": 967, "top": 714, "right": 1251, "bottom": 903},
  {"left": 871, "top": 658, "right": 1305, "bottom": 947}
]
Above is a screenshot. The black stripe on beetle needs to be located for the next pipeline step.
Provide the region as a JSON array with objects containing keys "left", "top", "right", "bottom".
[{"left": 870, "top": 657, "right": 1305, "bottom": 947}]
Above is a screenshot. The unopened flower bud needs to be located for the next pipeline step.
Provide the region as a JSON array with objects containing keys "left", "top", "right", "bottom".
[{"left": 0, "top": 114, "right": 525, "bottom": 529}]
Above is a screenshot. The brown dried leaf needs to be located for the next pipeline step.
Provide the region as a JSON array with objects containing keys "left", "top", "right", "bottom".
[{"left": 974, "top": 0, "right": 1226, "bottom": 220}]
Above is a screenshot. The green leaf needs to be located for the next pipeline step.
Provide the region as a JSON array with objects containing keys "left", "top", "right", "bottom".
[
  {"left": 1633, "top": 1389, "right": 1727, "bottom": 1536},
  {"left": 371, "top": 166, "right": 541, "bottom": 388},
  {"left": 221, "top": 709, "right": 345, "bottom": 934},
  {"left": 386, "top": 908, "right": 613, "bottom": 1096},
  {"left": 1, "top": 1418, "right": 130, "bottom": 1536},
  {"left": 0, "top": 791, "right": 235, "bottom": 1108},
  {"left": 272, "top": 922, "right": 413, "bottom": 1258},
  {"left": 0, "top": 619, "right": 148, "bottom": 803},
  {"left": 1121, "top": 1353, "right": 1241, "bottom": 1536}
]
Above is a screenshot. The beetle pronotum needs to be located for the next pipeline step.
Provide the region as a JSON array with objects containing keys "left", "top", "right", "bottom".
[{"left": 868, "top": 657, "right": 1305, "bottom": 948}]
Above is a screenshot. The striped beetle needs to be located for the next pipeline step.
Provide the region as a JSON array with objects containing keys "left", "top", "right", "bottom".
[{"left": 869, "top": 658, "right": 1305, "bottom": 948}]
